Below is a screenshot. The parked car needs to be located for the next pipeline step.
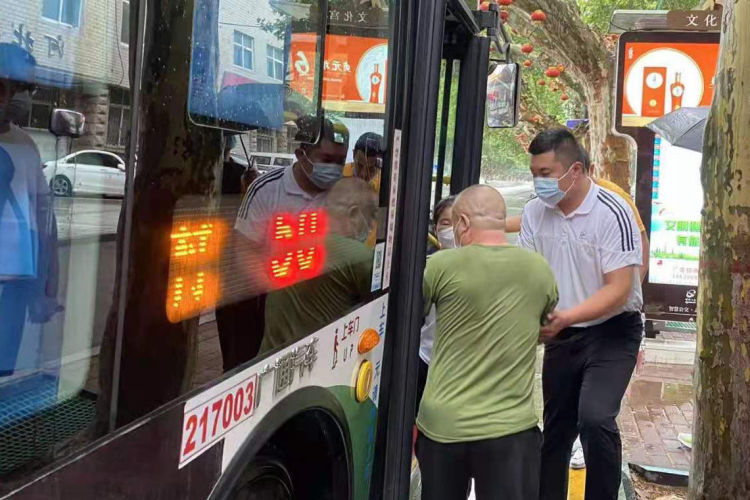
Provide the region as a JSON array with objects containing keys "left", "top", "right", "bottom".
[
  {"left": 43, "top": 150, "right": 126, "bottom": 197},
  {"left": 248, "top": 152, "right": 296, "bottom": 172}
]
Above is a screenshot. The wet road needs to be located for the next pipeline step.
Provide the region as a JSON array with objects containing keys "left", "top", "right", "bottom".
[{"left": 53, "top": 196, "right": 122, "bottom": 240}]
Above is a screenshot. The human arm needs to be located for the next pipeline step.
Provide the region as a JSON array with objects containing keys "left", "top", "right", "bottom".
[
  {"left": 505, "top": 215, "right": 521, "bottom": 234},
  {"left": 517, "top": 206, "right": 536, "bottom": 250},
  {"left": 540, "top": 196, "right": 641, "bottom": 339},
  {"left": 540, "top": 266, "right": 635, "bottom": 340},
  {"left": 639, "top": 230, "right": 649, "bottom": 283}
]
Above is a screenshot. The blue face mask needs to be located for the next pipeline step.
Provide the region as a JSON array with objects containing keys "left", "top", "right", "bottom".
[
  {"left": 533, "top": 168, "right": 574, "bottom": 208},
  {"left": 303, "top": 151, "right": 343, "bottom": 190}
]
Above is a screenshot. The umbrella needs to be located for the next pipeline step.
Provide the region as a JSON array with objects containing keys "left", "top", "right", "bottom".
[{"left": 646, "top": 106, "right": 709, "bottom": 153}]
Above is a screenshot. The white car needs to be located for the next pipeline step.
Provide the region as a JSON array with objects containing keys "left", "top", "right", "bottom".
[{"left": 43, "top": 150, "right": 126, "bottom": 197}]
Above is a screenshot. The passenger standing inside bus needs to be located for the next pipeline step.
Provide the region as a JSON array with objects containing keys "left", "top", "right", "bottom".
[
  {"left": 343, "top": 132, "right": 384, "bottom": 192},
  {"left": 518, "top": 129, "right": 643, "bottom": 500},
  {"left": 417, "top": 185, "right": 558, "bottom": 500},
  {"left": 217, "top": 116, "right": 349, "bottom": 371},
  {"left": 261, "top": 177, "right": 375, "bottom": 352}
]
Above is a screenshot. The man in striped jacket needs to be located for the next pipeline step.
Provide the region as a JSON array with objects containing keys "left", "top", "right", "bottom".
[
  {"left": 518, "top": 129, "right": 643, "bottom": 500},
  {"left": 215, "top": 116, "right": 349, "bottom": 371}
]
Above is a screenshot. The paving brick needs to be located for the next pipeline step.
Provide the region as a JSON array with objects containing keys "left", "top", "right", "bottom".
[
  {"left": 675, "top": 424, "right": 692, "bottom": 435},
  {"left": 667, "top": 411, "right": 688, "bottom": 426},
  {"left": 645, "top": 453, "right": 672, "bottom": 468},
  {"left": 667, "top": 451, "right": 691, "bottom": 468},
  {"left": 662, "top": 439, "right": 683, "bottom": 452},
  {"left": 656, "top": 423, "right": 677, "bottom": 439},
  {"left": 637, "top": 420, "right": 662, "bottom": 445}
]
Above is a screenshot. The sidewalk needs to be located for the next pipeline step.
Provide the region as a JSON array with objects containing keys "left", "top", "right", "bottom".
[{"left": 619, "top": 361, "right": 694, "bottom": 471}]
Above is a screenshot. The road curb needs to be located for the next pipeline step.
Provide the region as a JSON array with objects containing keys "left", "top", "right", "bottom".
[{"left": 628, "top": 462, "right": 689, "bottom": 488}]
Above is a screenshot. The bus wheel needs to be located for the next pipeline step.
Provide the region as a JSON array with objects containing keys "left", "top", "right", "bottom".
[
  {"left": 229, "top": 456, "right": 294, "bottom": 500},
  {"left": 51, "top": 175, "right": 72, "bottom": 196}
]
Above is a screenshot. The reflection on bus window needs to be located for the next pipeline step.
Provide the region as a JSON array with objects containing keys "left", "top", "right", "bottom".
[
  {"left": 0, "top": 0, "right": 394, "bottom": 491},
  {"left": 0, "top": 0, "right": 129, "bottom": 483}
]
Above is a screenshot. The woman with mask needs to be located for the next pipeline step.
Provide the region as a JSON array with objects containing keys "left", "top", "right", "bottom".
[{"left": 416, "top": 195, "right": 456, "bottom": 410}]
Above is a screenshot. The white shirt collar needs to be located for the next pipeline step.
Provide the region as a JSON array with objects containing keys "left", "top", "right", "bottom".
[
  {"left": 283, "top": 165, "right": 315, "bottom": 200},
  {"left": 553, "top": 179, "right": 598, "bottom": 219}
]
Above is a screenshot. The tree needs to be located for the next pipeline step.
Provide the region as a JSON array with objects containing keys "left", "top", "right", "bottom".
[
  {"left": 97, "top": 0, "right": 222, "bottom": 432},
  {"left": 497, "top": 0, "right": 696, "bottom": 188},
  {"left": 690, "top": 0, "right": 750, "bottom": 497}
]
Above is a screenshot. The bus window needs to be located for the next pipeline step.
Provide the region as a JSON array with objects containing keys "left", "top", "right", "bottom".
[
  {"left": 0, "top": 0, "right": 394, "bottom": 492},
  {"left": 0, "top": 0, "right": 130, "bottom": 484}
]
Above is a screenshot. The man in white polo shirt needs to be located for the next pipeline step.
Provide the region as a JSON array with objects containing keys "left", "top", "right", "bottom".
[{"left": 518, "top": 129, "right": 643, "bottom": 500}]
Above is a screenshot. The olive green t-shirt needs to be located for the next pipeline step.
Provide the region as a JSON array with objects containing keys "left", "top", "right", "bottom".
[
  {"left": 418, "top": 245, "right": 558, "bottom": 443},
  {"left": 261, "top": 234, "right": 373, "bottom": 353}
]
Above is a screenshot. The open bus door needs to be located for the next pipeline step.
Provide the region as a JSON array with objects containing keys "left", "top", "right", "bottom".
[{"left": 375, "top": 0, "right": 518, "bottom": 497}]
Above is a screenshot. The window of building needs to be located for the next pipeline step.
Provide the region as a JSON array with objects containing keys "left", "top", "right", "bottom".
[
  {"left": 266, "top": 45, "right": 284, "bottom": 81},
  {"left": 13, "top": 86, "right": 59, "bottom": 130},
  {"left": 256, "top": 130, "right": 274, "bottom": 152},
  {"left": 107, "top": 87, "right": 131, "bottom": 147},
  {"left": 42, "top": 0, "right": 82, "bottom": 27},
  {"left": 233, "top": 31, "right": 254, "bottom": 71},
  {"left": 121, "top": 0, "right": 130, "bottom": 44}
]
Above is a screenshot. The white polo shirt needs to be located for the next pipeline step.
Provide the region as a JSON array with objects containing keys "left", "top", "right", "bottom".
[
  {"left": 518, "top": 181, "right": 643, "bottom": 327},
  {"left": 234, "top": 166, "right": 327, "bottom": 242}
]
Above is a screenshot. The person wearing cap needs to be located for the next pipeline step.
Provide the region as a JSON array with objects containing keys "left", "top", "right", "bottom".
[
  {"left": 261, "top": 177, "right": 376, "bottom": 353},
  {"left": 215, "top": 115, "right": 350, "bottom": 372},
  {"left": 343, "top": 132, "right": 384, "bottom": 192},
  {"left": 418, "top": 184, "right": 558, "bottom": 499},
  {"left": 0, "top": 43, "right": 61, "bottom": 376},
  {"left": 518, "top": 129, "right": 643, "bottom": 500}
]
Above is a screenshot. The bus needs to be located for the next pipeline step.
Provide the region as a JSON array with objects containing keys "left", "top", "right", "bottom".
[{"left": 0, "top": 0, "right": 514, "bottom": 498}]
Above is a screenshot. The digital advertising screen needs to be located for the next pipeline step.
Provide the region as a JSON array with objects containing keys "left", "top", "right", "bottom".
[
  {"left": 619, "top": 40, "right": 719, "bottom": 128},
  {"left": 290, "top": 33, "right": 388, "bottom": 114},
  {"left": 648, "top": 136, "right": 702, "bottom": 289}
]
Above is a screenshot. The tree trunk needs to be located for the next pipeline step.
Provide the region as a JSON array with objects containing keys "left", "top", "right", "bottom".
[
  {"left": 690, "top": 0, "right": 750, "bottom": 497},
  {"left": 511, "top": 0, "right": 633, "bottom": 191},
  {"left": 96, "top": 0, "right": 222, "bottom": 432}
]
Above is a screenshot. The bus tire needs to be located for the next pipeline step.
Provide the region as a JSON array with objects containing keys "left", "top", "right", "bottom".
[
  {"left": 51, "top": 175, "right": 72, "bottom": 197},
  {"left": 228, "top": 455, "right": 294, "bottom": 500}
]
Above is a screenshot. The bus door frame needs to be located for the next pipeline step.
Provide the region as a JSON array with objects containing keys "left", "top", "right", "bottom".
[{"left": 374, "top": 0, "right": 495, "bottom": 498}]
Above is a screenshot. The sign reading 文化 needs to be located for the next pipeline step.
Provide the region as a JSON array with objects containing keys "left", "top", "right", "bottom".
[{"left": 666, "top": 10, "right": 722, "bottom": 32}]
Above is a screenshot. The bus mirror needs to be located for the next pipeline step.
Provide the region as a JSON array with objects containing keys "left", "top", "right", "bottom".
[
  {"left": 49, "top": 109, "right": 86, "bottom": 138},
  {"left": 486, "top": 63, "right": 521, "bottom": 128}
]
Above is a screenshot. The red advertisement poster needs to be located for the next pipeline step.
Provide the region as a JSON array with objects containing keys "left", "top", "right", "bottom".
[
  {"left": 620, "top": 41, "right": 719, "bottom": 127},
  {"left": 290, "top": 33, "right": 388, "bottom": 114}
]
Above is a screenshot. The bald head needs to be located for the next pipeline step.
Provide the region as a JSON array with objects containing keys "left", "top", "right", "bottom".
[
  {"left": 453, "top": 185, "right": 507, "bottom": 229},
  {"left": 451, "top": 185, "right": 509, "bottom": 247},
  {"left": 326, "top": 177, "right": 377, "bottom": 240}
]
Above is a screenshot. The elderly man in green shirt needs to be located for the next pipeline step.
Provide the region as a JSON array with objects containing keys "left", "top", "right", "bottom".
[{"left": 417, "top": 184, "right": 558, "bottom": 500}]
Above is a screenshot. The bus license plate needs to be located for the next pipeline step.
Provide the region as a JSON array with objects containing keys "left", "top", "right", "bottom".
[{"left": 179, "top": 373, "right": 258, "bottom": 467}]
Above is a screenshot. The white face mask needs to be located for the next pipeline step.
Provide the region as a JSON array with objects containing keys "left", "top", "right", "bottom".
[
  {"left": 437, "top": 226, "right": 456, "bottom": 249},
  {"left": 452, "top": 217, "right": 469, "bottom": 248}
]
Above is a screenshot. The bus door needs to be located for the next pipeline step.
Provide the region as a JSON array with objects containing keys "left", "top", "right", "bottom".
[
  {"left": 374, "top": 0, "right": 519, "bottom": 497},
  {"left": 431, "top": 0, "right": 515, "bottom": 205}
]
